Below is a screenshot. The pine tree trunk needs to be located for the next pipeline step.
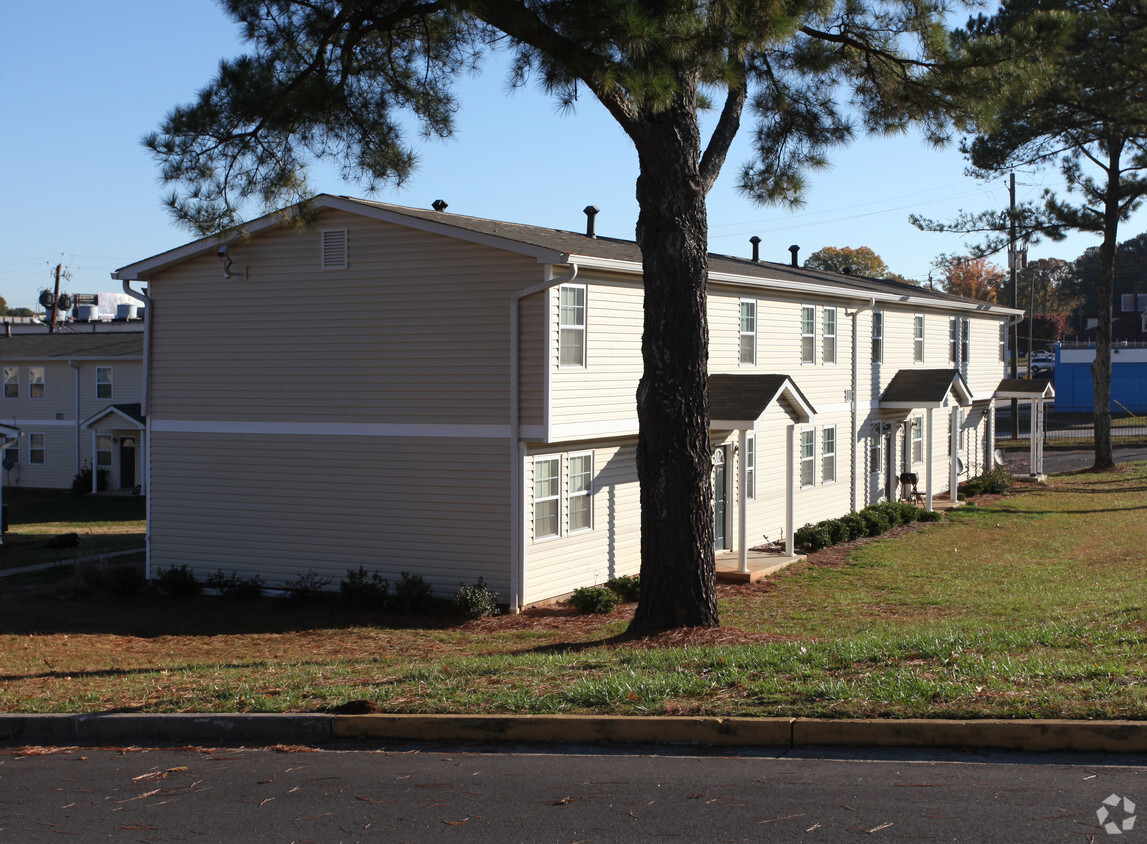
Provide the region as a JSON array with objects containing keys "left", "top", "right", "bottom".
[
  {"left": 627, "top": 93, "right": 720, "bottom": 634},
  {"left": 1092, "top": 149, "right": 1120, "bottom": 471}
]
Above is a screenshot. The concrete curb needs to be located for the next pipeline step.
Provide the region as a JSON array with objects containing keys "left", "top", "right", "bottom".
[{"left": 3, "top": 713, "right": 1147, "bottom": 753}]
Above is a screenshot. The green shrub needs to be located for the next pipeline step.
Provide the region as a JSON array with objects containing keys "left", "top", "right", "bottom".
[
  {"left": 840, "top": 512, "right": 867, "bottom": 542},
  {"left": 795, "top": 522, "right": 832, "bottom": 551},
  {"left": 570, "top": 585, "right": 621, "bottom": 614},
  {"left": 282, "top": 569, "right": 332, "bottom": 606},
  {"left": 69, "top": 467, "right": 108, "bottom": 495},
  {"left": 206, "top": 569, "right": 264, "bottom": 601},
  {"left": 917, "top": 509, "right": 943, "bottom": 522},
  {"left": 605, "top": 574, "right": 641, "bottom": 602},
  {"left": 155, "top": 564, "right": 201, "bottom": 599},
  {"left": 962, "top": 465, "right": 1013, "bottom": 498},
  {"left": 391, "top": 571, "right": 433, "bottom": 613},
  {"left": 455, "top": 577, "right": 501, "bottom": 619},
  {"left": 892, "top": 500, "right": 920, "bottom": 524},
  {"left": 859, "top": 507, "right": 891, "bottom": 537},
  {"left": 340, "top": 567, "right": 390, "bottom": 609},
  {"left": 823, "top": 518, "right": 849, "bottom": 546},
  {"left": 873, "top": 500, "right": 907, "bottom": 527}
]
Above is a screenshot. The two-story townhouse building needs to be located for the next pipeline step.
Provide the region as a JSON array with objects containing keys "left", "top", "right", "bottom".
[
  {"left": 0, "top": 330, "right": 144, "bottom": 492},
  {"left": 113, "top": 195, "right": 1021, "bottom": 609}
]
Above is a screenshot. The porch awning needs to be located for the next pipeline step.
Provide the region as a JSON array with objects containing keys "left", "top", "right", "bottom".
[
  {"left": 709, "top": 373, "right": 816, "bottom": 428},
  {"left": 81, "top": 403, "right": 146, "bottom": 430},
  {"left": 994, "top": 378, "right": 1055, "bottom": 401},
  {"left": 880, "top": 369, "right": 973, "bottom": 409}
]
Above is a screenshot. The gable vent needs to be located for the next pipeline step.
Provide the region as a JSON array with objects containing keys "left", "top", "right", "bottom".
[{"left": 321, "top": 228, "right": 349, "bottom": 270}]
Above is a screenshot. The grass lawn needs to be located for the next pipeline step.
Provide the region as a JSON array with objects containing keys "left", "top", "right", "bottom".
[
  {"left": 0, "top": 488, "right": 146, "bottom": 570},
  {"left": 2, "top": 465, "right": 1147, "bottom": 719}
]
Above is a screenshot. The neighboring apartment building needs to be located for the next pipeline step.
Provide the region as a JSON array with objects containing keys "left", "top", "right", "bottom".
[
  {"left": 113, "top": 195, "right": 1021, "bottom": 609},
  {"left": 0, "top": 329, "right": 144, "bottom": 491}
]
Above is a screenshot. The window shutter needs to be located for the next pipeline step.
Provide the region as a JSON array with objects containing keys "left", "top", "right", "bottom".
[{"left": 321, "top": 229, "right": 348, "bottom": 270}]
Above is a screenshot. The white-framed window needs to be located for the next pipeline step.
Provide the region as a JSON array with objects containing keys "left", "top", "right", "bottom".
[
  {"left": 321, "top": 228, "right": 349, "bottom": 270},
  {"left": 959, "top": 407, "right": 967, "bottom": 451},
  {"left": 29, "top": 366, "right": 44, "bottom": 399},
  {"left": 871, "top": 311, "right": 883, "bottom": 363},
  {"left": 96, "top": 366, "right": 113, "bottom": 400},
  {"left": 1123, "top": 293, "right": 1135, "bottom": 312},
  {"left": 913, "top": 315, "right": 925, "bottom": 363},
  {"left": 744, "top": 434, "right": 755, "bottom": 501},
  {"left": 2, "top": 367, "right": 17, "bottom": 399},
  {"left": 999, "top": 321, "right": 1007, "bottom": 363},
  {"left": 822, "top": 426, "right": 836, "bottom": 484},
  {"left": 870, "top": 424, "right": 882, "bottom": 474},
  {"left": 823, "top": 307, "right": 837, "bottom": 364},
  {"left": 949, "top": 317, "right": 959, "bottom": 364},
  {"left": 912, "top": 414, "right": 923, "bottom": 464},
  {"left": 739, "top": 299, "right": 757, "bottom": 365},
  {"left": 800, "top": 429, "right": 815, "bottom": 488},
  {"left": 29, "top": 432, "right": 45, "bottom": 464},
  {"left": 800, "top": 305, "right": 815, "bottom": 364},
  {"left": 567, "top": 451, "right": 594, "bottom": 533},
  {"left": 559, "top": 284, "right": 586, "bottom": 367},
  {"left": 97, "top": 435, "right": 113, "bottom": 468},
  {"left": 534, "top": 456, "right": 561, "bottom": 540},
  {"left": 961, "top": 318, "right": 970, "bottom": 366}
]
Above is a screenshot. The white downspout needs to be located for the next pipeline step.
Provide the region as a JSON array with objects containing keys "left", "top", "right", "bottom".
[
  {"left": 121, "top": 279, "right": 151, "bottom": 576},
  {"left": 846, "top": 298, "right": 876, "bottom": 513},
  {"left": 509, "top": 263, "right": 578, "bottom": 612}
]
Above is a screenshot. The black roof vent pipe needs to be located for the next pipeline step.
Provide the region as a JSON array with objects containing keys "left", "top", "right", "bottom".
[
  {"left": 432, "top": 199, "right": 448, "bottom": 212},
  {"left": 584, "top": 205, "right": 599, "bottom": 238},
  {"left": 842, "top": 265, "right": 853, "bottom": 275},
  {"left": 788, "top": 244, "right": 800, "bottom": 267},
  {"left": 750, "top": 236, "right": 761, "bottom": 262}
]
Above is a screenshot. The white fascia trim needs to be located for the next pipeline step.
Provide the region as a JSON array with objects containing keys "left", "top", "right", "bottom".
[
  {"left": 3, "top": 418, "right": 75, "bottom": 427},
  {"left": 82, "top": 407, "right": 146, "bottom": 430},
  {"left": 546, "top": 418, "right": 640, "bottom": 442},
  {"left": 151, "top": 419, "right": 509, "bottom": 438}
]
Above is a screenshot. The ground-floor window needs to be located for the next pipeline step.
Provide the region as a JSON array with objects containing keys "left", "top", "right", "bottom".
[
  {"left": 29, "top": 433, "right": 45, "bottom": 464},
  {"left": 822, "top": 426, "right": 836, "bottom": 484},
  {"left": 869, "top": 424, "right": 882, "bottom": 474},
  {"left": 911, "top": 414, "right": 923, "bottom": 464},
  {"left": 744, "top": 434, "right": 755, "bottom": 500},
  {"left": 568, "top": 452, "right": 594, "bottom": 533},
  {"left": 800, "top": 429, "right": 815, "bottom": 488},
  {"left": 97, "top": 435, "right": 113, "bottom": 468},
  {"left": 534, "top": 456, "right": 561, "bottom": 540}
]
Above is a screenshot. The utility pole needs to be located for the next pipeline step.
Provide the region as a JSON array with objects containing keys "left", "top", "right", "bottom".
[
  {"left": 49, "top": 263, "right": 62, "bottom": 334},
  {"left": 1009, "top": 173, "right": 1019, "bottom": 439}
]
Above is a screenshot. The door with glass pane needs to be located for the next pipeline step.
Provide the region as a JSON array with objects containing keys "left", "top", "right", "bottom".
[{"left": 713, "top": 446, "right": 728, "bottom": 551}]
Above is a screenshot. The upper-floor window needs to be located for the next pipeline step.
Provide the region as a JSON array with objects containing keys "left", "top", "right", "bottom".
[
  {"left": 913, "top": 315, "right": 925, "bottom": 363},
  {"left": 999, "top": 321, "right": 1007, "bottom": 363},
  {"left": 568, "top": 452, "right": 594, "bottom": 533},
  {"left": 911, "top": 414, "right": 924, "bottom": 463},
  {"left": 961, "top": 318, "right": 970, "bottom": 366},
  {"left": 2, "top": 367, "right": 16, "bottom": 399},
  {"left": 29, "top": 433, "right": 45, "bottom": 464},
  {"left": 534, "top": 456, "right": 561, "bottom": 540},
  {"left": 96, "top": 367, "right": 113, "bottom": 400},
  {"left": 29, "top": 367, "right": 44, "bottom": 399},
  {"left": 739, "top": 300, "right": 757, "bottom": 365},
  {"left": 744, "top": 434, "right": 755, "bottom": 500},
  {"left": 801, "top": 305, "right": 815, "bottom": 364},
  {"left": 949, "top": 317, "right": 959, "bottom": 365},
  {"left": 800, "top": 429, "right": 815, "bottom": 488},
  {"left": 822, "top": 426, "right": 836, "bottom": 484},
  {"left": 871, "top": 312, "right": 883, "bottom": 364},
  {"left": 559, "top": 284, "right": 586, "bottom": 367},
  {"left": 823, "top": 307, "right": 837, "bottom": 364}
]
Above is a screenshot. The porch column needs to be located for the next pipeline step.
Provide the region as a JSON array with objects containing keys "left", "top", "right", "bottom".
[
  {"left": 949, "top": 405, "right": 960, "bottom": 503},
  {"left": 91, "top": 429, "right": 98, "bottom": 494},
  {"left": 925, "top": 408, "right": 935, "bottom": 510},
  {"left": 738, "top": 429, "right": 748, "bottom": 574},
  {"left": 785, "top": 424, "right": 796, "bottom": 556},
  {"left": 987, "top": 399, "right": 996, "bottom": 470},
  {"left": 1032, "top": 399, "right": 1045, "bottom": 476}
]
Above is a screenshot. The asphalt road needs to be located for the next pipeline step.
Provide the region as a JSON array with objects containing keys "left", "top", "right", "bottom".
[
  {"left": 1002, "top": 446, "right": 1147, "bottom": 475},
  {"left": 2, "top": 744, "right": 1145, "bottom": 842}
]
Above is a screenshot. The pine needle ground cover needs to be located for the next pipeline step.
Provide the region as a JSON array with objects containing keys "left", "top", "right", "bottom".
[{"left": 2, "top": 464, "right": 1146, "bottom": 719}]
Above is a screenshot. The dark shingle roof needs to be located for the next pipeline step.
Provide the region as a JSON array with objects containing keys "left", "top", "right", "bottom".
[
  {"left": 880, "top": 369, "right": 969, "bottom": 406},
  {"left": 0, "top": 332, "right": 143, "bottom": 360},
  {"left": 995, "top": 378, "right": 1055, "bottom": 399},
  {"left": 709, "top": 373, "right": 815, "bottom": 423}
]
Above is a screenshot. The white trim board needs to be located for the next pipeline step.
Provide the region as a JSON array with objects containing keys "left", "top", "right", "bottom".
[{"left": 150, "top": 419, "right": 510, "bottom": 438}]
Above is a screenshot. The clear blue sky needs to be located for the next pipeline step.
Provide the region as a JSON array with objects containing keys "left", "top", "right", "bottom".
[{"left": 2, "top": 1, "right": 1139, "bottom": 312}]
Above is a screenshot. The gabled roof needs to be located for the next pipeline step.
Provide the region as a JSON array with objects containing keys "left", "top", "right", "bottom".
[
  {"left": 880, "top": 369, "right": 973, "bottom": 409},
  {"left": 82, "top": 403, "right": 145, "bottom": 430},
  {"left": 114, "top": 195, "right": 1021, "bottom": 316},
  {"left": 994, "top": 378, "right": 1055, "bottom": 400},
  {"left": 709, "top": 374, "right": 816, "bottom": 427},
  {"left": 0, "top": 332, "right": 142, "bottom": 361}
]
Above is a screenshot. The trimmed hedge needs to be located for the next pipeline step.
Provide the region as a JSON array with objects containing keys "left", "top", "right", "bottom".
[{"left": 793, "top": 502, "right": 942, "bottom": 553}]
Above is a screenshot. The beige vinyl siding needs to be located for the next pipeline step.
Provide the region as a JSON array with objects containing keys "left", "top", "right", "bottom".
[
  {"left": 549, "top": 277, "right": 643, "bottom": 432},
  {"left": 149, "top": 432, "right": 511, "bottom": 597},
  {"left": 741, "top": 403, "right": 799, "bottom": 548},
  {"left": 6, "top": 425, "right": 76, "bottom": 489},
  {"left": 524, "top": 440, "right": 641, "bottom": 603},
  {"left": 964, "top": 316, "right": 1008, "bottom": 397},
  {"left": 518, "top": 291, "right": 546, "bottom": 430},
  {"left": 148, "top": 210, "right": 544, "bottom": 424}
]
